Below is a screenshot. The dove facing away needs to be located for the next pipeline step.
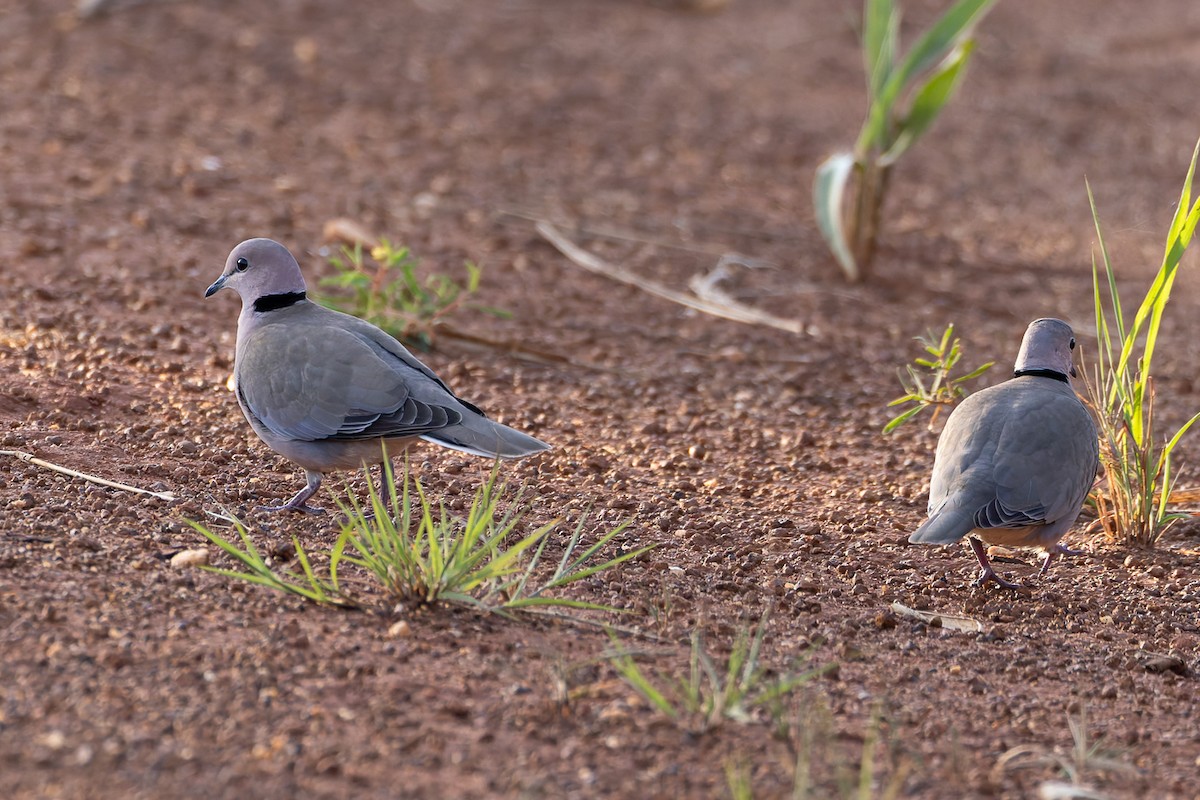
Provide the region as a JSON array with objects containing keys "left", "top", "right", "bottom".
[
  {"left": 205, "top": 238, "right": 550, "bottom": 513},
  {"left": 908, "top": 318, "right": 1099, "bottom": 589}
]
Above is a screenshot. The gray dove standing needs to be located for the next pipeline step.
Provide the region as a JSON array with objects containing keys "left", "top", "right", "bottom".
[
  {"left": 205, "top": 238, "right": 550, "bottom": 513},
  {"left": 908, "top": 318, "right": 1098, "bottom": 589}
]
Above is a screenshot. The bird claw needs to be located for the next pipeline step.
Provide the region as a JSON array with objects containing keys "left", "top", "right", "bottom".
[
  {"left": 1038, "top": 542, "right": 1085, "bottom": 576},
  {"left": 972, "top": 567, "right": 1028, "bottom": 592}
]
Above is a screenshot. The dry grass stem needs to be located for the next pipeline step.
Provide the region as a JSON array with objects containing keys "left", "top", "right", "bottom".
[{"left": 1, "top": 449, "right": 176, "bottom": 501}]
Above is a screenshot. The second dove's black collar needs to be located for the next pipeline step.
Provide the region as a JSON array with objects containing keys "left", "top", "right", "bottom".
[
  {"left": 253, "top": 292, "right": 307, "bottom": 313},
  {"left": 1013, "top": 368, "right": 1070, "bottom": 384}
]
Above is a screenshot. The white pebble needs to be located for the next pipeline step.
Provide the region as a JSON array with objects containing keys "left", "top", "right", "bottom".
[{"left": 170, "top": 549, "right": 210, "bottom": 569}]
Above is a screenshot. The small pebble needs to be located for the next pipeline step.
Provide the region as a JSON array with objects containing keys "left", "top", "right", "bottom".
[{"left": 170, "top": 549, "right": 210, "bottom": 569}]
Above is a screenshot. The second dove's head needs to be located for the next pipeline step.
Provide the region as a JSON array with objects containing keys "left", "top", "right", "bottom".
[
  {"left": 1014, "top": 318, "right": 1078, "bottom": 379},
  {"left": 205, "top": 238, "right": 308, "bottom": 303}
]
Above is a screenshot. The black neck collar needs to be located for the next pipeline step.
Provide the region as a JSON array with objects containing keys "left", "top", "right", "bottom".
[
  {"left": 1014, "top": 368, "right": 1070, "bottom": 384},
  {"left": 253, "top": 291, "right": 306, "bottom": 313}
]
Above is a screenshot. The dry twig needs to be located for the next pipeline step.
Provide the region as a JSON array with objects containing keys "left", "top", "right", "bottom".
[
  {"left": 535, "top": 221, "right": 809, "bottom": 336},
  {"left": 1, "top": 449, "right": 176, "bottom": 501}
]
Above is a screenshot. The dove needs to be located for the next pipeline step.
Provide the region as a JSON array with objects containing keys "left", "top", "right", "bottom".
[
  {"left": 908, "top": 318, "right": 1099, "bottom": 589},
  {"left": 205, "top": 238, "right": 550, "bottom": 513}
]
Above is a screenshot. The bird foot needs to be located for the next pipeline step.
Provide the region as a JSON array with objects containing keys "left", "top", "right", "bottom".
[
  {"left": 972, "top": 566, "right": 1029, "bottom": 592},
  {"left": 1038, "top": 542, "right": 1084, "bottom": 576},
  {"left": 259, "top": 472, "right": 325, "bottom": 514},
  {"left": 967, "top": 536, "right": 1031, "bottom": 592}
]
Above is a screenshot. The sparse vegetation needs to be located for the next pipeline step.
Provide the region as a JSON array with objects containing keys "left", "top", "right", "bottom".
[
  {"left": 994, "top": 704, "right": 1137, "bottom": 796},
  {"left": 190, "top": 460, "right": 651, "bottom": 616},
  {"left": 317, "top": 239, "right": 502, "bottom": 350},
  {"left": 814, "top": 0, "right": 996, "bottom": 281},
  {"left": 608, "top": 609, "right": 831, "bottom": 734},
  {"left": 883, "top": 323, "right": 993, "bottom": 433},
  {"left": 722, "top": 699, "right": 912, "bottom": 800},
  {"left": 786, "top": 700, "right": 912, "bottom": 800},
  {"left": 1085, "top": 139, "right": 1200, "bottom": 545}
]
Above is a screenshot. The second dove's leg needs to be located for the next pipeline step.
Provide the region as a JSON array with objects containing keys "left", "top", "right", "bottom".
[
  {"left": 347, "top": 460, "right": 396, "bottom": 524},
  {"left": 375, "top": 459, "right": 397, "bottom": 520},
  {"left": 262, "top": 470, "right": 324, "bottom": 514},
  {"left": 1038, "top": 542, "right": 1084, "bottom": 577}
]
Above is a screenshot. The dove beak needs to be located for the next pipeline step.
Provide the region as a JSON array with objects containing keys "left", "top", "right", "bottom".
[{"left": 205, "top": 274, "right": 229, "bottom": 298}]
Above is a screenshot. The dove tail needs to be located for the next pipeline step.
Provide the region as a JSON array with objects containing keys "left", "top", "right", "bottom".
[
  {"left": 908, "top": 506, "right": 976, "bottom": 545},
  {"left": 422, "top": 417, "right": 550, "bottom": 459}
]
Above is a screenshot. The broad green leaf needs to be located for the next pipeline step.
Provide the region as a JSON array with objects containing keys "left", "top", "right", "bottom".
[
  {"left": 1120, "top": 139, "right": 1200, "bottom": 411},
  {"left": 890, "top": 0, "right": 995, "bottom": 95},
  {"left": 813, "top": 152, "right": 860, "bottom": 281},
  {"left": 863, "top": 0, "right": 898, "bottom": 98},
  {"left": 862, "top": 0, "right": 995, "bottom": 151},
  {"left": 880, "top": 40, "right": 975, "bottom": 167}
]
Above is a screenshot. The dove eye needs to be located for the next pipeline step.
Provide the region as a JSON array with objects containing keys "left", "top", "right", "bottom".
[
  {"left": 235, "top": 257, "right": 249, "bottom": 272},
  {"left": 1069, "top": 338, "right": 1076, "bottom": 350}
]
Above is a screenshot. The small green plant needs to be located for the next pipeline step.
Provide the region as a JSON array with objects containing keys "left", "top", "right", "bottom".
[
  {"left": 883, "top": 323, "right": 993, "bottom": 433},
  {"left": 608, "top": 609, "right": 831, "bottom": 733},
  {"left": 727, "top": 698, "right": 911, "bottom": 800},
  {"left": 791, "top": 700, "right": 911, "bottom": 800},
  {"left": 814, "top": 0, "right": 996, "bottom": 281},
  {"left": 993, "top": 704, "right": 1136, "bottom": 795},
  {"left": 1087, "top": 139, "right": 1200, "bottom": 545},
  {"left": 317, "top": 239, "right": 500, "bottom": 349},
  {"left": 724, "top": 756, "right": 753, "bottom": 800},
  {"left": 190, "top": 460, "right": 651, "bottom": 616}
]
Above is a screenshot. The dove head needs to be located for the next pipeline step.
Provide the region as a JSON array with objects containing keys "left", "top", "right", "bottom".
[
  {"left": 205, "top": 238, "right": 308, "bottom": 309},
  {"left": 1013, "top": 318, "right": 1078, "bottom": 380}
]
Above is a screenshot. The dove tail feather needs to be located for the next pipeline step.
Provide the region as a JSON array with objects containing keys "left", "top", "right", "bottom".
[
  {"left": 422, "top": 417, "right": 550, "bottom": 459},
  {"left": 909, "top": 506, "right": 976, "bottom": 545}
]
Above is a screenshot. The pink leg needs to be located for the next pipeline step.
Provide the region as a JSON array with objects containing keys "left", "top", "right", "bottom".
[
  {"left": 1038, "top": 542, "right": 1084, "bottom": 577},
  {"left": 260, "top": 471, "right": 324, "bottom": 514},
  {"left": 344, "top": 461, "right": 397, "bottom": 524},
  {"left": 371, "top": 460, "right": 398, "bottom": 520},
  {"left": 968, "top": 536, "right": 1025, "bottom": 590}
]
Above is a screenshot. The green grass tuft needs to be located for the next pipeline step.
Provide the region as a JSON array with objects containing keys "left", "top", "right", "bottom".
[
  {"left": 316, "top": 239, "right": 506, "bottom": 350},
  {"left": 189, "top": 459, "right": 651, "bottom": 617},
  {"left": 1085, "top": 138, "right": 1200, "bottom": 546},
  {"left": 607, "top": 609, "right": 832, "bottom": 734}
]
